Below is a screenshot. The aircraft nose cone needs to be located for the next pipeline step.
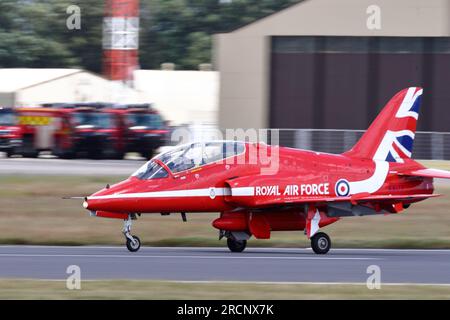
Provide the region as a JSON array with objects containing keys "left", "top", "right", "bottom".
[
  {"left": 82, "top": 194, "right": 120, "bottom": 212},
  {"left": 83, "top": 178, "right": 141, "bottom": 212},
  {"left": 82, "top": 196, "right": 90, "bottom": 209}
]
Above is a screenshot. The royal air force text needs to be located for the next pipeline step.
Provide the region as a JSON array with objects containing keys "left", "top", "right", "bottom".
[{"left": 255, "top": 183, "right": 330, "bottom": 196}]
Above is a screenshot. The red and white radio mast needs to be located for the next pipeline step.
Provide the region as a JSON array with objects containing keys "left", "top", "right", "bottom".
[{"left": 103, "top": 0, "right": 139, "bottom": 87}]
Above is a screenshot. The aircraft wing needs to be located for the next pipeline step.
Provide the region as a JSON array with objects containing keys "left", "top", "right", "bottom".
[
  {"left": 227, "top": 191, "right": 439, "bottom": 208},
  {"left": 347, "top": 193, "right": 440, "bottom": 203},
  {"left": 397, "top": 168, "right": 450, "bottom": 179},
  {"left": 287, "top": 193, "right": 439, "bottom": 204}
]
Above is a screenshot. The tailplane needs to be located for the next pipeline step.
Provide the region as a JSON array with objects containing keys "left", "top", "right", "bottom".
[{"left": 345, "top": 87, "right": 423, "bottom": 163}]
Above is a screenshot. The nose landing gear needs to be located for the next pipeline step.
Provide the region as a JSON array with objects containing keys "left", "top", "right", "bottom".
[{"left": 123, "top": 214, "right": 141, "bottom": 252}]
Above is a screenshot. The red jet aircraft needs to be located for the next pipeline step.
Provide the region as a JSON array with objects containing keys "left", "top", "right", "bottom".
[{"left": 82, "top": 87, "right": 450, "bottom": 253}]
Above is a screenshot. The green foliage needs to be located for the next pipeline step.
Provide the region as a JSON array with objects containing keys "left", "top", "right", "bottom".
[
  {"left": 0, "top": 0, "right": 300, "bottom": 71},
  {"left": 0, "top": 0, "right": 103, "bottom": 71}
]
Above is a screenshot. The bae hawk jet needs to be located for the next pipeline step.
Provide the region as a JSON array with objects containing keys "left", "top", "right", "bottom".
[{"left": 81, "top": 87, "right": 450, "bottom": 253}]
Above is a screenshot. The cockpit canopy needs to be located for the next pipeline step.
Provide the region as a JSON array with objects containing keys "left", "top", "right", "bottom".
[{"left": 133, "top": 141, "right": 246, "bottom": 180}]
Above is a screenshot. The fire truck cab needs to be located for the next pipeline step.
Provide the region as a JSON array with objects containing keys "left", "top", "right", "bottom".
[
  {"left": 0, "top": 108, "right": 22, "bottom": 157},
  {"left": 121, "top": 104, "right": 169, "bottom": 159}
]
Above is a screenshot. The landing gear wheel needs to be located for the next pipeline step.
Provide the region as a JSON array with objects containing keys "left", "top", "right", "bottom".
[
  {"left": 311, "top": 232, "right": 331, "bottom": 254},
  {"left": 227, "top": 238, "right": 247, "bottom": 253},
  {"left": 123, "top": 215, "right": 140, "bottom": 252},
  {"left": 126, "top": 235, "right": 141, "bottom": 252}
]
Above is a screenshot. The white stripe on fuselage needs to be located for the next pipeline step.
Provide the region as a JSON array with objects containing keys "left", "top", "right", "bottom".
[
  {"left": 231, "top": 187, "right": 255, "bottom": 196},
  {"left": 348, "top": 160, "right": 389, "bottom": 195},
  {"left": 88, "top": 187, "right": 237, "bottom": 200},
  {"left": 89, "top": 161, "right": 389, "bottom": 201}
]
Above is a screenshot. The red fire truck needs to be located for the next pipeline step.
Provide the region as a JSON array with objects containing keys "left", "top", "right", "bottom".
[
  {"left": 120, "top": 104, "right": 169, "bottom": 159},
  {"left": 0, "top": 108, "right": 22, "bottom": 157},
  {"left": 16, "top": 104, "right": 125, "bottom": 159},
  {"left": 14, "top": 103, "right": 168, "bottom": 159}
]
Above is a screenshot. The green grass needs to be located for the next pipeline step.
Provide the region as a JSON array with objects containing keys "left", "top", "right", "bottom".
[
  {"left": 0, "top": 167, "right": 449, "bottom": 248},
  {"left": 419, "top": 160, "right": 450, "bottom": 171},
  {"left": 0, "top": 279, "right": 449, "bottom": 299}
]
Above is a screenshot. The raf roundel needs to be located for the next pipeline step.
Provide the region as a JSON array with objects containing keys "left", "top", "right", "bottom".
[
  {"left": 209, "top": 187, "right": 216, "bottom": 200},
  {"left": 335, "top": 179, "right": 350, "bottom": 197}
]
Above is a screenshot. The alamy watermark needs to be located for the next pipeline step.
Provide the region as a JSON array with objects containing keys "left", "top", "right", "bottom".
[
  {"left": 169, "top": 127, "right": 280, "bottom": 175},
  {"left": 366, "top": 5, "right": 382, "bottom": 30},
  {"left": 66, "top": 265, "right": 81, "bottom": 290},
  {"left": 66, "top": 5, "right": 81, "bottom": 30},
  {"left": 366, "top": 265, "right": 381, "bottom": 290}
]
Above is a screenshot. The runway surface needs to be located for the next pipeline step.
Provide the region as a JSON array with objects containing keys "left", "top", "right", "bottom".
[{"left": 0, "top": 246, "right": 449, "bottom": 284}]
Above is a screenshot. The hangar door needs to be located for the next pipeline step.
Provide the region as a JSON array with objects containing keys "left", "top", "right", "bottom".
[{"left": 270, "top": 36, "right": 450, "bottom": 132}]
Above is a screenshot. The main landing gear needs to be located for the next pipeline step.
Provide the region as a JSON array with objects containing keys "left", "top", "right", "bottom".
[
  {"left": 306, "top": 208, "right": 332, "bottom": 254},
  {"left": 310, "top": 232, "right": 331, "bottom": 254},
  {"left": 224, "top": 233, "right": 331, "bottom": 254},
  {"left": 220, "top": 228, "right": 331, "bottom": 254},
  {"left": 227, "top": 238, "right": 247, "bottom": 253},
  {"left": 123, "top": 215, "right": 141, "bottom": 252},
  {"left": 221, "top": 231, "right": 249, "bottom": 253}
]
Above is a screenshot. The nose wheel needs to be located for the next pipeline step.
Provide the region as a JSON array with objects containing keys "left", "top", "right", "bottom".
[
  {"left": 126, "top": 235, "right": 141, "bottom": 252},
  {"left": 123, "top": 215, "right": 141, "bottom": 252}
]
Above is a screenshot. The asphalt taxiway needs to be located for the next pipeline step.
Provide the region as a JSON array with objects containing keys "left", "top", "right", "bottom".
[
  {"left": 0, "top": 158, "right": 143, "bottom": 176},
  {"left": 0, "top": 246, "right": 449, "bottom": 284}
]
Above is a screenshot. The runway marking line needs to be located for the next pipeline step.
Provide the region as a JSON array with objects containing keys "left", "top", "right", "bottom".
[
  {"left": 169, "top": 280, "right": 450, "bottom": 287},
  {"left": 5, "top": 279, "right": 450, "bottom": 287}
]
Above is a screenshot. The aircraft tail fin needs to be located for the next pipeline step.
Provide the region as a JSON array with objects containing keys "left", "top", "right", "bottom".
[{"left": 344, "top": 87, "right": 423, "bottom": 163}]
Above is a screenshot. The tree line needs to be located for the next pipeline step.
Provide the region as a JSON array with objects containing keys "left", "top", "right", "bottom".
[{"left": 0, "top": 0, "right": 300, "bottom": 72}]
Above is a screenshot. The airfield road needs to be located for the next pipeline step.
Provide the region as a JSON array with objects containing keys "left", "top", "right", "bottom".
[
  {"left": 0, "top": 246, "right": 449, "bottom": 284},
  {"left": 0, "top": 158, "right": 144, "bottom": 176}
]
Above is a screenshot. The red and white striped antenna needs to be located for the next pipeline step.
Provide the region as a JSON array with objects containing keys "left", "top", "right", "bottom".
[{"left": 102, "top": 0, "right": 139, "bottom": 87}]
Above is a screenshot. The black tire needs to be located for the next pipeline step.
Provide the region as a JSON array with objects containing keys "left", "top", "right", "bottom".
[
  {"left": 227, "top": 238, "right": 247, "bottom": 253},
  {"left": 126, "top": 235, "right": 141, "bottom": 252},
  {"left": 144, "top": 150, "right": 155, "bottom": 160},
  {"left": 89, "top": 150, "right": 104, "bottom": 160},
  {"left": 311, "top": 232, "right": 331, "bottom": 254},
  {"left": 113, "top": 151, "right": 125, "bottom": 160},
  {"left": 53, "top": 138, "right": 75, "bottom": 159},
  {"left": 56, "top": 148, "right": 76, "bottom": 159},
  {"left": 21, "top": 135, "right": 39, "bottom": 158},
  {"left": 6, "top": 149, "right": 14, "bottom": 158},
  {"left": 59, "top": 151, "right": 75, "bottom": 159},
  {"left": 22, "top": 150, "right": 39, "bottom": 158}
]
